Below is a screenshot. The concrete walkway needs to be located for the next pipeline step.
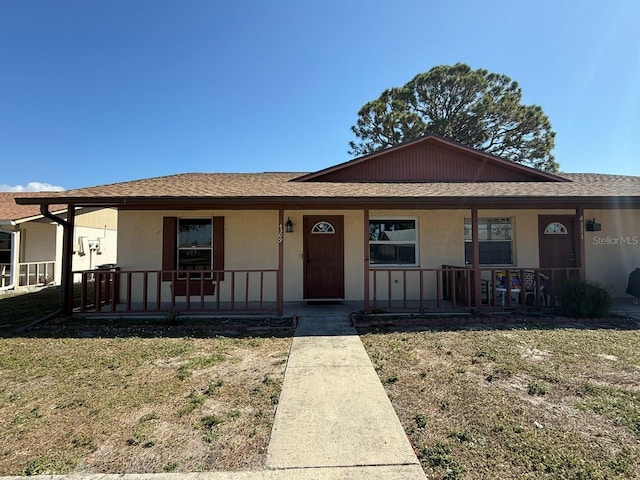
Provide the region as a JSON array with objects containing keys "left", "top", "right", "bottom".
[{"left": 265, "top": 315, "right": 426, "bottom": 478}]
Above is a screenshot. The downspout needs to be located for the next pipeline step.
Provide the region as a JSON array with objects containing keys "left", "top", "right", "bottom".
[{"left": 40, "top": 204, "right": 76, "bottom": 316}]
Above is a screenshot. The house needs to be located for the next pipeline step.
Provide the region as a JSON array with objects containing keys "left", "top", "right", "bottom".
[
  {"left": 0, "top": 192, "right": 118, "bottom": 291},
  {"left": 14, "top": 135, "right": 640, "bottom": 316}
]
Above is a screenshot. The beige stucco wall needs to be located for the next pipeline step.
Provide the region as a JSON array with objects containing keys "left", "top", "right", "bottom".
[
  {"left": 366, "top": 209, "right": 467, "bottom": 300},
  {"left": 478, "top": 208, "right": 576, "bottom": 269},
  {"left": 118, "top": 210, "right": 279, "bottom": 303},
  {"left": 117, "top": 207, "right": 639, "bottom": 304},
  {"left": 282, "top": 210, "right": 364, "bottom": 301},
  {"left": 367, "top": 209, "right": 577, "bottom": 301},
  {"left": 584, "top": 209, "right": 640, "bottom": 297},
  {"left": 20, "top": 222, "right": 57, "bottom": 262},
  {"left": 72, "top": 225, "right": 118, "bottom": 272}
]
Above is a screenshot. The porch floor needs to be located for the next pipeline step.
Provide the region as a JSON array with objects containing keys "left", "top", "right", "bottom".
[{"left": 74, "top": 297, "right": 640, "bottom": 320}]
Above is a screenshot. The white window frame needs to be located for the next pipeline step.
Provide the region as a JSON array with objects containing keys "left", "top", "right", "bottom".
[
  {"left": 0, "top": 230, "right": 14, "bottom": 290},
  {"left": 464, "top": 217, "right": 515, "bottom": 266},
  {"left": 369, "top": 217, "right": 419, "bottom": 267},
  {"left": 177, "top": 218, "right": 213, "bottom": 280}
]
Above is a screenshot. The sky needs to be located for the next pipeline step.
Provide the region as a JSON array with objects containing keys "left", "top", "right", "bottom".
[{"left": 1, "top": 0, "right": 639, "bottom": 191}]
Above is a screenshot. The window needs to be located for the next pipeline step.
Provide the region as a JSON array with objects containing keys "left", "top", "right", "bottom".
[
  {"left": 311, "top": 221, "right": 335, "bottom": 234},
  {"left": 0, "top": 232, "right": 11, "bottom": 265},
  {"left": 0, "top": 232, "right": 12, "bottom": 287},
  {"left": 177, "top": 219, "right": 213, "bottom": 279},
  {"left": 369, "top": 219, "right": 417, "bottom": 265},
  {"left": 464, "top": 217, "right": 513, "bottom": 265},
  {"left": 544, "top": 222, "right": 567, "bottom": 235},
  {"left": 162, "top": 217, "right": 224, "bottom": 284}
]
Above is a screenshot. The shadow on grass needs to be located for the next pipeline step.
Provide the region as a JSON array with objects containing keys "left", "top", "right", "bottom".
[
  {"left": 0, "top": 314, "right": 295, "bottom": 340},
  {"left": 0, "top": 286, "right": 61, "bottom": 331},
  {"left": 353, "top": 311, "right": 640, "bottom": 335}
]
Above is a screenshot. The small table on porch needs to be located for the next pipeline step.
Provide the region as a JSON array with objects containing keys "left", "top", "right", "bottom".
[{"left": 495, "top": 286, "right": 521, "bottom": 308}]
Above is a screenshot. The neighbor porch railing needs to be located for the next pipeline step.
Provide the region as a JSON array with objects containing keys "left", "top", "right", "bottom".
[
  {"left": 75, "top": 269, "right": 281, "bottom": 315},
  {"left": 0, "top": 263, "right": 11, "bottom": 289},
  {"left": 368, "top": 266, "right": 581, "bottom": 312},
  {"left": 18, "top": 261, "right": 56, "bottom": 288}
]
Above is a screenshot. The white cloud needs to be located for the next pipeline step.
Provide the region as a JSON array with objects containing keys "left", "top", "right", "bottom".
[{"left": 0, "top": 182, "right": 65, "bottom": 192}]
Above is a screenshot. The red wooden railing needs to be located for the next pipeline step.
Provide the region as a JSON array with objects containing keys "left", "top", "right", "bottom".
[
  {"left": 368, "top": 266, "right": 581, "bottom": 312},
  {"left": 75, "top": 269, "right": 280, "bottom": 315}
]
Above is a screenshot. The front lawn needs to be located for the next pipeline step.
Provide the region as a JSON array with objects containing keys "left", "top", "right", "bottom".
[
  {"left": 361, "top": 321, "right": 640, "bottom": 479},
  {"left": 0, "top": 332, "right": 291, "bottom": 475}
]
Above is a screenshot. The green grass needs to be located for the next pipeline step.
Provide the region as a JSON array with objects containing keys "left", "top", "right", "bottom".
[
  {"left": 0, "top": 333, "right": 291, "bottom": 475},
  {"left": 361, "top": 324, "right": 640, "bottom": 479}
]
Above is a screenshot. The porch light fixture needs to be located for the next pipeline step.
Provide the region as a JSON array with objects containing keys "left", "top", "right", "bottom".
[
  {"left": 585, "top": 218, "right": 601, "bottom": 231},
  {"left": 285, "top": 217, "right": 294, "bottom": 233}
]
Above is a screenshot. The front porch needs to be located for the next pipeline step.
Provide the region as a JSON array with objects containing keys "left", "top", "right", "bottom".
[{"left": 72, "top": 265, "right": 581, "bottom": 317}]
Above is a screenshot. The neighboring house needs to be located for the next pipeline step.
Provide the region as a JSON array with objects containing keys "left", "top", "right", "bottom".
[
  {"left": 15, "top": 135, "right": 640, "bottom": 315},
  {"left": 0, "top": 192, "right": 118, "bottom": 291}
]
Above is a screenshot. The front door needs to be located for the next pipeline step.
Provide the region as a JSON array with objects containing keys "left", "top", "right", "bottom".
[
  {"left": 538, "top": 215, "right": 577, "bottom": 269},
  {"left": 303, "top": 215, "right": 344, "bottom": 299}
]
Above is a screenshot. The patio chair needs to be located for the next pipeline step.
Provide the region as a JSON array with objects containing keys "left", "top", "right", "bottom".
[{"left": 523, "top": 270, "right": 548, "bottom": 306}]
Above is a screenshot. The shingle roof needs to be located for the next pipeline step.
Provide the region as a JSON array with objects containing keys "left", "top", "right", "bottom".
[
  {"left": 12, "top": 172, "right": 640, "bottom": 208},
  {"left": 0, "top": 192, "right": 66, "bottom": 222}
]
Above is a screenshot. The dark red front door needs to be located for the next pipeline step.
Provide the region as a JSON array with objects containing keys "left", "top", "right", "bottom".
[
  {"left": 538, "top": 215, "right": 577, "bottom": 269},
  {"left": 303, "top": 215, "right": 344, "bottom": 299}
]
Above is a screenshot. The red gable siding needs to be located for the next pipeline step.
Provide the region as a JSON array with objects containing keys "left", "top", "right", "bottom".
[
  {"left": 314, "top": 143, "right": 539, "bottom": 182},
  {"left": 294, "top": 136, "right": 567, "bottom": 183}
]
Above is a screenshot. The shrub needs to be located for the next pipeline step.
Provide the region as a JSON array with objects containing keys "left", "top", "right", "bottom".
[{"left": 556, "top": 277, "right": 612, "bottom": 318}]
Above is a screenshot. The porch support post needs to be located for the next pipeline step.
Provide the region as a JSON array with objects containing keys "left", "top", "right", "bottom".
[
  {"left": 471, "top": 207, "right": 481, "bottom": 310},
  {"left": 577, "top": 206, "right": 586, "bottom": 280},
  {"left": 363, "top": 207, "right": 370, "bottom": 314},
  {"left": 40, "top": 203, "right": 75, "bottom": 315},
  {"left": 62, "top": 205, "right": 76, "bottom": 315},
  {"left": 277, "top": 207, "right": 284, "bottom": 316}
]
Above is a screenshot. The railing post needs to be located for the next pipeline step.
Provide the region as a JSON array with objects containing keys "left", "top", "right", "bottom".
[
  {"left": 143, "top": 272, "right": 148, "bottom": 311},
  {"left": 80, "top": 273, "right": 87, "bottom": 312},
  {"left": 124, "top": 272, "right": 131, "bottom": 312}
]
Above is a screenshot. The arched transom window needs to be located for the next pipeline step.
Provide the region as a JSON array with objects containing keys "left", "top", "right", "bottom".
[
  {"left": 311, "top": 221, "right": 335, "bottom": 234},
  {"left": 544, "top": 222, "right": 568, "bottom": 235}
]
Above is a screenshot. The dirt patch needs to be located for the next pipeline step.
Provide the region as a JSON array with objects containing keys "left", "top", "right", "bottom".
[{"left": 598, "top": 353, "right": 619, "bottom": 361}]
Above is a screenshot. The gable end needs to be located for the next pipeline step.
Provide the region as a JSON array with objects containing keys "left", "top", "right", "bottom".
[{"left": 293, "top": 136, "right": 569, "bottom": 183}]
